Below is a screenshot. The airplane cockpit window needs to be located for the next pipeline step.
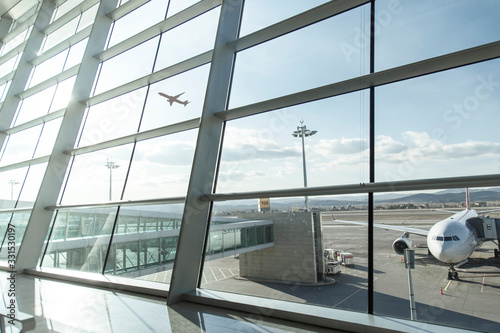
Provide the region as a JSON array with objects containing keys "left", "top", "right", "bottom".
[
  {"left": 436, "top": 236, "right": 444, "bottom": 241},
  {"left": 445, "top": 236, "right": 453, "bottom": 241},
  {"left": 453, "top": 235, "right": 460, "bottom": 241}
]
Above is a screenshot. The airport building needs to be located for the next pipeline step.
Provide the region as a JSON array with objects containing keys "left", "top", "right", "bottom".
[{"left": 1, "top": 0, "right": 500, "bottom": 332}]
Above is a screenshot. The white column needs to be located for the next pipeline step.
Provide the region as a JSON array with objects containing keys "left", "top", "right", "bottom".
[
  {"left": 167, "top": 0, "right": 244, "bottom": 305},
  {"left": 16, "top": 0, "right": 119, "bottom": 270}
]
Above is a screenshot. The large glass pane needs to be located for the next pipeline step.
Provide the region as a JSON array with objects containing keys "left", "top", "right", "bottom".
[
  {"left": 0, "top": 28, "right": 29, "bottom": 56},
  {"left": 153, "top": 8, "right": 220, "bottom": 72},
  {"left": 107, "top": 0, "right": 168, "bottom": 47},
  {"left": 122, "top": 130, "right": 197, "bottom": 200},
  {"left": 0, "top": 167, "right": 28, "bottom": 209},
  {"left": 0, "top": 81, "right": 11, "bottom": 103},
  {"left": 166, "top": 0, "right": 201, "bottom": 18},
  {"left": 41, "top": 207, "right": 117, "bottom": 273},
  {"left": 63, "top": 38, "right": 88, "bottom": 70},
  {"left": 375, "top": 59, "right": 500, "bottom": 182},
  {"left": 139, "top": 65, "right": 210, "bottom": 131},
  {"left": 78, "top": 88, "right": 147, "bottom": 147},
  {"left": 61, "top": 145, "right": 133, "bottom": 205},
  {"left": 13, "top": 85, "right": 57, "bottom": 126},
  {"left": 105, "top": 204, "right": 183, "bottom": 284},
  {"left": 373, "top": 188, "right": 500, "bottom": 331},
  {"left": 239, "top": 0, "right": 329, "bottom": 36},
  {"left": 42, "top": 16, "right": 80, "bottom": 53},
  {"left": 229, "top": 5, "right": 370, "bottom": 108},
  {"left": 53, "top": 0, "right": 85, "bottom": 22},
  {"left": 50, "top": 76, "right": 77, "bottom": 112},
  {"left": 0, "top": 126, "right": 42, "bottom": 166},
  {"left": 202, "top": 196, "right": 368, "bottom": 313},
  {"left": 29, "top": 50, "right": 69, "bottom": 88},
  {"left": 0, "top": 55, "right": 18, "bottom": 78},
  {"left": 77, "top": 3, "right": 99, "bottom": 33},
  {"left": 217, "top": 91, "right": 369, "bottom": 193},
  {"left": 33, "top": 119, "right": 63, "bottom": 158},
  {"left": 0, "top": 212, "right": 31, "bottom": 264},
  {"left": 17, "top": 163, "right": 48, "bottom": 207},
  {"left": 375, "top": 0, "right": 500, "bottom": 71},
  {"left": 93, "top": 37, "right": 159, "bottom": 95}
]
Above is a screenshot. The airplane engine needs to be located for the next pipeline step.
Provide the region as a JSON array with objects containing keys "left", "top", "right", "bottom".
[{"left": 392, "top": 237, "right": 413, "bottom": 255}]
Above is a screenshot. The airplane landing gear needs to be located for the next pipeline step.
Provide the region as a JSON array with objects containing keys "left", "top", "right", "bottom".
[{"left": 448, "top": 266, "right": 459, "bottom": 280}]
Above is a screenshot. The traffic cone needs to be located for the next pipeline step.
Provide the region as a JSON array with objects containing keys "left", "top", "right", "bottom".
[
  {"left": 389, "top": 253, "right": 391, "bottom": 258},
  {"left": 401, "top": 256, "right": 403, "bottom": 262},
  {"left": 440, "top": 287, "right": 444, "bottom": 295}
]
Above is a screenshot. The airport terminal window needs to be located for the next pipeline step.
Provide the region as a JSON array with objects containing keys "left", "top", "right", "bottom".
[
  {"left": 122, "top": 130, "right": 197, "bottom": 200},
  {"left": 229, "top": 5, "right": 369, "bottom": 109},
  {"left": 152, "top": 7, "right": 220, "bottom": 72},
  {"left": 375, "top": 58, "right": 500, "bottom": 182},
  {"left": 2, "top": 1, "right": 500, "bottom": 332},
  {"left": 28, "top": 50, "right": 69, "bottom": 88},
  {"left": 77, "top": 87, "right": 147, "bottom": 147},
  {"left": 0, "top": 167, "right": 29, "bottom": 209},
  {"left": 375, "top": 0, "right": 500, "bottom": 71},
  {"left": 107, "top": 0, "right": 169, "bottom": 47},
  {"left": 217, "top": 92, "right": 369, "bottom": 193},
  {"left": 139, "top": 65, "right": 210, "bottom": 131},
  {"left": 0, "top": 126, "right": 43, "bottom": 166},
  {"left": 238, "top": 0, "right": 330, "bottom": 37},
  {"left": 13, "top": 85, "right": 57, "bottom": 126},
  {"left": 93, "top": 37, "right": 159, "bottom": 95},
  {"left": 60, "top": 145, "right": 133, "bottom": 204}
]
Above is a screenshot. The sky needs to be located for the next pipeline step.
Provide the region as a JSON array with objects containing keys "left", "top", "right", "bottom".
[{"left": 1, "top": 0, "right": 500, "bottom": 205}]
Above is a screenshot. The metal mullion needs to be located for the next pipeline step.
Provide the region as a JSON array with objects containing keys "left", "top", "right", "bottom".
[
  {"left": 216, "top": 40, "right": 500, "bottom": 122},
  {"left": 33, "top": 26, "right": 91, "bottom": 66},
  {"left": 0, "top": 155, "right": 50, "bottom": 174},
  {"left": 229, "top": 0, "right": 369, "bottom": 53},
  {"left": 99, "top": 0, "right": 221, "bottom": 62},
  {"left": 202, "top": 174, "right": 500, "bottom": 203},
  {"left": 18, "top": 64, "right": 79, "bottom": 99},
  {"left": 66, "top": 117, "right": 200, "bottom": 156},
  {"left": 45, "top": 196, "right": 186, "bottom": 211},
  {"left": 84, "top": 50, "right": 212, "bottom": 107},
  {"left": 43, "top": 0, "right": 101, "bottom": 35},
  {"left": 2, "top": 108, "right": 65, "bottom": 135},
  {"left": 368, "top": 0, "right": 375, "bottom": 316},
  {"left": 107, "top": 0, "right": 150, "bottom": 21},
  {"left": 0, "top": 40, "right": 28, "bottom": 67}
]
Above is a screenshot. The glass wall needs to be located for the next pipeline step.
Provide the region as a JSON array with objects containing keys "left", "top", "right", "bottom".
[{"left": 1, "top": 1, "right": 500, "bottom": 332}]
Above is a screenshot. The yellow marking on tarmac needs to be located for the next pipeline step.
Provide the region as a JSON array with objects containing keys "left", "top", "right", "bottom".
[{"left": 445, "top": 280, "right": 452, "bottom": 291}]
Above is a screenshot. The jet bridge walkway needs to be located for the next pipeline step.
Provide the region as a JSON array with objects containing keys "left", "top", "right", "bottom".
[{"left": 34, "top": 212, "right": 274, "bottom": 278}]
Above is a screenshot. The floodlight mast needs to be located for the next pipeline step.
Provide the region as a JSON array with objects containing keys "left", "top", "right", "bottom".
[
  {"left": 105, "top": 159, "right": 120, "bottom": 201},
  {"left": 292, "top": 120, "right": 317, "bottom": 211}
]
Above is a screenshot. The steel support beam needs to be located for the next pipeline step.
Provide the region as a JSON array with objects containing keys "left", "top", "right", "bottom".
[
  {"left": 15, "top": 0, "right": 119, "bottom": 271},
  {"left": 167, "top": 0, "right": 243, "bottom": 305}
]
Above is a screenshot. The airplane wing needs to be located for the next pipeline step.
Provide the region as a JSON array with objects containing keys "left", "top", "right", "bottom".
[
  {"left": 478, "top": 208, "right": 500, "bottom": 214},
  {"left": 330, "top": 219, "right": 428, "bottom": 237},
  {"left": 174, "top": 92, "right": 185, "bottom": 98}
]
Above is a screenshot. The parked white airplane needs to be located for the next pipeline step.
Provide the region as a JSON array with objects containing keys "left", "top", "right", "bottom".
[
  {"left": 158, "top": 92, "right": 190, "bottom": 106},
  {"left": 332, "top": 189, "right": 500, "bottom": 280}
]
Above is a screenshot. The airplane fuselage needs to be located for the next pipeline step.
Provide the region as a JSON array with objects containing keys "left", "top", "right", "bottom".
[{"left": 427, "top": 209, "right": 480, "bottom": 264}]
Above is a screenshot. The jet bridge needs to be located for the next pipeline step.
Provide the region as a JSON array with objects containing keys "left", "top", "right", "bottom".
[{"left": 467, "top": 216, "right": 500, "bottom": 256}]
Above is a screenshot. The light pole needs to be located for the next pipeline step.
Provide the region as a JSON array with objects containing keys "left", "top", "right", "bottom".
[
  {"left": 8, "top": 180, "right": 19, "bottom": 201},
  {"left": 105, "top": 159, "right": 120, "bottom": 201},
  {"left": 292, "top": 120, "right": 317, "bottom": 211}
]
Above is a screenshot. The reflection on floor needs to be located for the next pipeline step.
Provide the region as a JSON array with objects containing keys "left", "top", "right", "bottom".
[{"left": 0, "top": 271, "right": 345, "bottom": 332}]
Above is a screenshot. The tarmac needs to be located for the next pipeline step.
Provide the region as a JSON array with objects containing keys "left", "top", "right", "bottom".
[{"left": 199, "top": 209, "right": 500, "bottom": 333}]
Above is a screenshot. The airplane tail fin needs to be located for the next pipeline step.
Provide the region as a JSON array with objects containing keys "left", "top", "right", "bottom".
[
  {"left": 466, "top": 188, "right": 470, "bottom": 210},
  {"left": 183, "top": 101, "right": 190, "bottom": 106}
]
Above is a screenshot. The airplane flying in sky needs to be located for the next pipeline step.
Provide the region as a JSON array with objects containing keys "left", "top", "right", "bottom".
[
  {"left": 331, "top": 189, "right": 500, "bottom": 280},
  {"left": 158, "top": 92, "right": 190, "bottom": 107}
]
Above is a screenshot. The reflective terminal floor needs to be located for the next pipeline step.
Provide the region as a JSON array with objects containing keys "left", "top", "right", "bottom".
[{"left": 0, "top": 271, "right": 344, "bottom": 332}]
